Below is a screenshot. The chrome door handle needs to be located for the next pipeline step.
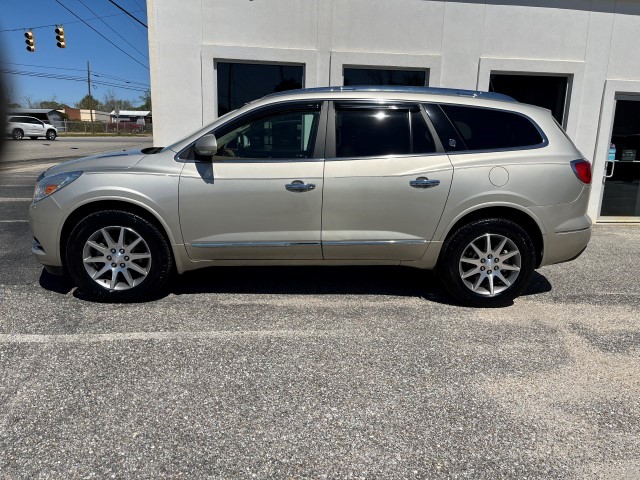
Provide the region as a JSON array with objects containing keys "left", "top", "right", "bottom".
[
  {"left": 285, "top": 180, "right": 316, "bottom": 192},
  {"left": 410, "top": 177, "right": 440, "bottom": 189},
  {"left": 604, "top": 160, "right": 615, "bottom": 179}
]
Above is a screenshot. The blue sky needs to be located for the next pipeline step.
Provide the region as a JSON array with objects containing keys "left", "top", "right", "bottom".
[{"left": 0, "top": 0, "right": 149, "bottom": 108}]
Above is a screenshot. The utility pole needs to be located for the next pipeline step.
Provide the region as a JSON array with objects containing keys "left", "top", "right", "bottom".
[{"left": 87, "top": 61, "right": 94, "bottom": 132}]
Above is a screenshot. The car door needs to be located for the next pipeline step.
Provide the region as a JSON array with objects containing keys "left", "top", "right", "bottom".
[
  {"left": 322, "top": 102, "right": 453, "bottom": 260},
  {"left": 179, "top": 101, "right": 327, "bottom": 260},
  {"left": 17, "top": 117, "right": 32, "bottom": 135},
  {"left": 30, "top": 118, "right": 46, "bottom": 137}
]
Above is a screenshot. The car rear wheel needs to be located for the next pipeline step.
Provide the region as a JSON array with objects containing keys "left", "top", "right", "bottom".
[
  {"left": 66, "top": 210, "right": 173, "bottom": 302},
  {"left": 12, "top": 129, "right": 23, "bottom": 140},
  {"left": 438, "top": 218, "right": 536, "bottom": 307},
  {"left": 46, "top": 130, "right": 57, "bottom": 140}
]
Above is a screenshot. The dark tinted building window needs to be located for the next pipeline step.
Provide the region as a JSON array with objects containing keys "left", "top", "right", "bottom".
[
  {"left": 344, "top": 68, "right": 427, "bottom": 87},
  {"left": 489, "top": 74, "right": 569, "bottom": 126},
  {"left": 336, "top": 108, "right": 410, "bottom": 157},
  {"left": 217, "top": 62, "right": 303, "bottom": 116},
  {"left": 440, "top": 105, "right": 544, "bottom": 151}
]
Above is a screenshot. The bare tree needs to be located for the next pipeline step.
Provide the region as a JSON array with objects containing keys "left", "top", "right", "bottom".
[{"left": 22, "top": 95, "right": 35, "bottom": 108}]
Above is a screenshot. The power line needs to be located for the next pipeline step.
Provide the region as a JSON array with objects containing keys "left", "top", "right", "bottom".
[
  {"left": 0, "top": 10, "right": 145, "bottom": 32},
  {"left": 106, "top": 0, "right": 147, "bottom": 28},
  {"left": 76, "top": 0, "right": 148, "bottom": 60},
  {"left": 1, "top": 68, "right": 149, "bottom": 93},
  {"left": 53, "top": 0, "right": 149, "bottom": 70},
  {"left": 0, "top": 62, "right": 150, "bottom": 87}
]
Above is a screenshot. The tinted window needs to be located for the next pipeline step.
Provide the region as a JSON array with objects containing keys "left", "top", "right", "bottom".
[
  {"left": 217, "top": 62, "right": 303, "bottom": 116},
  {"left": 336, "top": 108, "right": 410, "bottom": 157},
  {"left": 344, "top": 68, "right": 427, "bottom": 87},
  {"left": 213, "top": 107, "right": 320, "bottom": 160},
  {"left": 411, "top": 110, "right": 436, "bottom": 154},
  {"left": 440, "top": 105, "right": 543, "bottom": 150},
  {"left": 8, "top": 117, "right": 18, "bottom": 122},
  {"left": 490, "top": 74, "right": 568, "bottom": 126}
]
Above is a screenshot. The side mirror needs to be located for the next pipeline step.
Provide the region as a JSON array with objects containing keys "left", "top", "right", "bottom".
[{"left": 194, "top": 134, "right": 218, "bottom": 157}]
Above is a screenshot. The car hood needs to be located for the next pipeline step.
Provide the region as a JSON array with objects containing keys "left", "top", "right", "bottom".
[{"left": 43, "top": 149, "right": 146, "bottom": 177}]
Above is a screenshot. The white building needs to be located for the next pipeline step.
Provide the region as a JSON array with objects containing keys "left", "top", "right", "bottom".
[{"left": 147, "top": 0, "right": 640, "bottom": 222}]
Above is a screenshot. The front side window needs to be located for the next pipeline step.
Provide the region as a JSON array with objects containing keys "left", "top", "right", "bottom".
[
  {"left": 440, "top": 105, "right": 544, "bottom": 151},
  {"left": 335, "top": 106, "right": 436, "bottom": 158},
  {"left": 213, "top": 107, "right": 321, "bottom": 160}
]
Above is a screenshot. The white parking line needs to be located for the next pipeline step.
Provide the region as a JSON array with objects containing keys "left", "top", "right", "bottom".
[
  {"left": 0, "top": 330, "right": 342, "bottom": 344},
  {"left": 0, "top": 198, "right": 32, "bottom": 202},
  {"left": 0, "top": 219, "right": 28, "bottom": 223}
]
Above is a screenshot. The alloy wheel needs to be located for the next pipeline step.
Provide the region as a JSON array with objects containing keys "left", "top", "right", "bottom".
[
  {"left": 458, "top": 233, "right": 521, "bottom": 297},
  {"left": 82, "top": 226, "right": 152, "bottom": 291}
]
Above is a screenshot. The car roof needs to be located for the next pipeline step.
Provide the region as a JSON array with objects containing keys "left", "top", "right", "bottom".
[{"left": 264, "top": 86, "right": 517, "bottom": 103}]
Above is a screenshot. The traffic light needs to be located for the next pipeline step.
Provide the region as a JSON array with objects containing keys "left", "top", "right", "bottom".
[
  {"left": 55, "top": 26, "right": 66, "bottom": 48},
  {"left": 24, "top": 31, "right": 35, "bottom": 52}
]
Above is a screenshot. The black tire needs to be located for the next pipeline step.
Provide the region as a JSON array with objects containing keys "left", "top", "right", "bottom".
[
  {"left": 12, "top": 129, "right": 23, "bottom": 140},
  {"left": 66, "top": 210, "right": 173, "bottom": 302},
  {"left": 437, "top": 218, "right": 536, "bottom": 308},
  {"left": 46, "top": 130, "right": 57, "bottom": 140}
]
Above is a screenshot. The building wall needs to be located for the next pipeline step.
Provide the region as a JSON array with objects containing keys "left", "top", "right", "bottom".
[{"left": 147, "top": 0, "right": 640, "bottom": 219}]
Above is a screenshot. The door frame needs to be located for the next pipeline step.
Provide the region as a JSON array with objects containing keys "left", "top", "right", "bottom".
[{"left": 592, "top": 80, "right": 640, "bottom": 222}]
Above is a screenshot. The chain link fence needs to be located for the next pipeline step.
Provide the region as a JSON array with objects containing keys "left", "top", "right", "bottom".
[{"left": 53, "top": 121, "right": 152, "bottom": 135}]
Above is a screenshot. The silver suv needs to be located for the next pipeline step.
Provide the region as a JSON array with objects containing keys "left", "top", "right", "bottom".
[
  {"left": 28, "top": 87, "right": 592, "bottom": 307},
  {"left": 7, "top": 115, "right": 58, "bottom": 140}
]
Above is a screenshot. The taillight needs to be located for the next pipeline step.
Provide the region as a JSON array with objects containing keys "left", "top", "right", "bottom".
[{"left": 571, "top": 159, "right": 592, "bottom": 184}]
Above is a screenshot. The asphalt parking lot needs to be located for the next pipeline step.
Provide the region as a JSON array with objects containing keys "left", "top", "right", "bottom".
[{"left": 1, "top": 138, "right": 640, "bottom": 478}]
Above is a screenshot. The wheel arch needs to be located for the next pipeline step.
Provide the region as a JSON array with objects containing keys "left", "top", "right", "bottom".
[
  {"left": 440, "top": 206, "right": 544, "bottom": 268},
  {"left": 60, "top": 199, "right": 185, "bottom": 273}
]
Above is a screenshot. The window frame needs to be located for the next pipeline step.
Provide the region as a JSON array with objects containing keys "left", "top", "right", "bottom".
[
  {"left": 177, "top": 101, "right": 328, "bottom": 163},
  {"left": 426, "top": 103, "right": 549, "bottom": 154},
  {"left": 325, "top": 101, "right": 445, "bottom": 160}
]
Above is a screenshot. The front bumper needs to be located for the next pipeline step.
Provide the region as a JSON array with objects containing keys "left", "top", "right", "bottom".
[{"left": 29, "top": 196, "right": 64, "bottom": 269}]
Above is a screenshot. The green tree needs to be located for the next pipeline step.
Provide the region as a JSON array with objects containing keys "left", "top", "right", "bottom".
[
  {"left": 37, "top": 96, "right": 69, "bottom": 110},
  {"left": 76, "top": 94, "right": 100, "bottom": 110}
]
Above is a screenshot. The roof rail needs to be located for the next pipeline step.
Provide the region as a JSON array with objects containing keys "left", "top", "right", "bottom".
[{"left": 265, "top": 85, "right": 517, "bottom": 102}]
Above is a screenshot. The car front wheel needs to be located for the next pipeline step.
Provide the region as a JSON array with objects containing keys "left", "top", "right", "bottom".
[
  {"left": 66, "top": 210, "right": 173, "bottom": 301},
  {"left": 438, "top": 218, "right": 536, "bottom": 308},
  {"left": 46, "top": 130, "right": 57, "bottom": 140}
]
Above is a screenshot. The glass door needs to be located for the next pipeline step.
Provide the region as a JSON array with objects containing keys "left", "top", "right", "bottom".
[{"left": 600, "top": 95, "right": 640, "bottom": 220}]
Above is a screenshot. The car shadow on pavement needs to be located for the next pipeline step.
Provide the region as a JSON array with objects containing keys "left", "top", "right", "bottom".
[
  {"left": 170, "top": 266, "right": 553, "bottom": 306},
  {"left": 39, "top": 266, "right": 552, "bottom": 307},
  {"left": 39, "top": 269, "right": 74, "bottom": 295}
]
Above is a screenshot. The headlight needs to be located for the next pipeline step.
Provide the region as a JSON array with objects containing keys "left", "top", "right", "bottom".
[{"left": 33, "top": 171, "right": 82, "bottom": 203}]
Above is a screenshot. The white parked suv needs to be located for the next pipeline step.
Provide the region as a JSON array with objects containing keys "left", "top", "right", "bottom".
[
  {"left": 28, "top": 86, "right": 592, "bottom": 307},
  {"left": 7, "top": 115, "right": 58, "bottom": 140}
]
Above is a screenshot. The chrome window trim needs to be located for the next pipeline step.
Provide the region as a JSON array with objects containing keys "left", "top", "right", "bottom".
[{"left": 323, "top": 152, "right": 448, "bottom": 162}]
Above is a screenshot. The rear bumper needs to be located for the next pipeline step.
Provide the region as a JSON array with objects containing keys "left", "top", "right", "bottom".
[{"left": 540, "top": 226, "right": 591, "bottom": 267}]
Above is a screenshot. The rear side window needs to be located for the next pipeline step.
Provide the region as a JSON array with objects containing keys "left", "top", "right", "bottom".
[
  {"left": 335, "top": 106, "right": 436, "bottom": 158},
  {"left": 440, "top": 105, "right": 544, "bottom": 151}
]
